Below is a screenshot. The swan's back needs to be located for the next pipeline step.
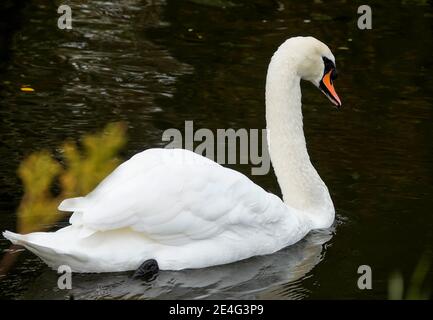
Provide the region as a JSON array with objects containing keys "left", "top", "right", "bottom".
[{"left": 66, "top": 149, "right": 288, "bottom": 242}]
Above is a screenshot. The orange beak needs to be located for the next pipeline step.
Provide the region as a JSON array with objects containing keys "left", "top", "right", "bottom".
[{"left": 319, "top": 70, "right": 342, "bottom": 108}]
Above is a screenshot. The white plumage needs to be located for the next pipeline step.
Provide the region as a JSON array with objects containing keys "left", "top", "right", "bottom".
[{"left": 3, "top": 36, "right": 339, "bottom": 272}]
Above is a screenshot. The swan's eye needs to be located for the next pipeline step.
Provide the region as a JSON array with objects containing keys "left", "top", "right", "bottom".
[{"left": 322, "top": 56, "right": 336, "bottom": 80}]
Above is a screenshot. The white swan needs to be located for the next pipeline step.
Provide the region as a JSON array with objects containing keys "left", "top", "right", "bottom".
[{"left": 3, "top": 36, "right": 341, "bottom": 273}]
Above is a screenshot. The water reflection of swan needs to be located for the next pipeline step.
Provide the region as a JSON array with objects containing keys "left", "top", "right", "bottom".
[
  {"left": 4, "top": 37, "right": 341, "bottom": 274},
  {"left": 21, "top": 229, "right": 332, "bottom": 300}
]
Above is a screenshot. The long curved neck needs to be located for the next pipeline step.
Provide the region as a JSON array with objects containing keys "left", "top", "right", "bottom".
[{"left": 265, "top": 46, "right": 334, "bottom": 228}]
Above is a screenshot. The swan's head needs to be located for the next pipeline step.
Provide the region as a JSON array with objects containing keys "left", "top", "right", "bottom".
[{"left": 283, "top": 36, "right": 342, "bottom": 108}]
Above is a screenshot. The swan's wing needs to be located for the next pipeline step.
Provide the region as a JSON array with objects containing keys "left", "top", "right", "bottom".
[{"left": 60, "top": 149, "right": 286, "bottom": 245}]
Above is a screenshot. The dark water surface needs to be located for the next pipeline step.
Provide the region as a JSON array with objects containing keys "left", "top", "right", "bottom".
[{"left": 0, "top": 0, "right": 432, "bottom": 299}]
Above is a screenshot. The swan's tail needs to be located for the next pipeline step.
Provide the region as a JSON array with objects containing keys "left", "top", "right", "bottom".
[
  {"left": 2, "top": 230, "right": 81, "bottom": 271},
  {"left": 2, "top": 228, "right": 153, "bottom": 273},
  {"left": 3, "top": 230, "right": 23, "bottom": 245}
]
